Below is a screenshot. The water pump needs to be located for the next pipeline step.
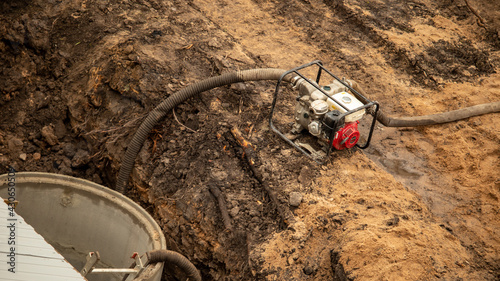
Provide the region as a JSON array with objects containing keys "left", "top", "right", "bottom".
[
  {"left": 117, "top": 59, "right": 499, "bottom": 193},
  {"left": 269, "top": 61, "right": 379, "bottom": 162}
]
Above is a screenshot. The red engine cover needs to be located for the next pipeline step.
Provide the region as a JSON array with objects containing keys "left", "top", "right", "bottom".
[{"left": 332, "top": 121, "right": 360, "bottom": 150}]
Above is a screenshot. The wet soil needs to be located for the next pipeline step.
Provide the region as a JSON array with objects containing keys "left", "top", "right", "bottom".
[{"left": 1, "top": 0, "right": 499, "bottom": 280}]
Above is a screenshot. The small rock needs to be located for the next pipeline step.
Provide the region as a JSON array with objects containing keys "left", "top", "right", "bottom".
[
  {"left": 54, "top": 119, "right": 67, "bottom": 139},
  {"left": 62, "top": 143, "right": 77, "bottom": 158},
  {"left": 33, "top": 152, "right": 41, "bottom": 160},
  {"left": 124, "top": 44, "right": 134, "bottom": 54},
  {"left": 289, "top": 192, "right": 303, "bottom": 207},
  {"left": 230, "top": 83, "right": 247, "bottom": 91},
  {"left": 303, "top": 257, "right": 319, "bottom": 275},
  {"left": 34, "top": 91, "right": 49, "bottom": 109},
  {"left": 303, "top": 265, "right": 314, "bottom": 275},
  {"left": 41, "top": 126, "right": 58, "bottom": 146},
  {"left": 7, "top": 137, "right": 23, "bottom": 152},
  {"left": 229, "top": 206, "right": 240, "bottom": 217},
  {"left": 19, "top": 153, "right": 27, "bottom": 161},
  {"left": 298, "top": 166, "right": 314, "bottom": 185},
  {"left": 128, "top": 54, "right": 137, "bottom": 61},
  {"left": 72, "top": 149, "right": 90, "bottom": 168}
]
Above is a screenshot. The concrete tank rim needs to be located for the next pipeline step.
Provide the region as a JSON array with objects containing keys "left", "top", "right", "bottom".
[{"left": 0, "top": 171, "right": 166, "bottom": 280}]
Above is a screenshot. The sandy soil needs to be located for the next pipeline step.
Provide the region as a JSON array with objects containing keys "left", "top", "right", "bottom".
[{"left": 0, "top": 0, "right": 499, "bottom": 280}]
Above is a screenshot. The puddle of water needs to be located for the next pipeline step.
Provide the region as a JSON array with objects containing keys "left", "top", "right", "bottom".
[
  {"left": 364, "top": 127, "right": 459, "bottom": 217},
  {"left": 379, "top": 158, "right": 422, "bottom": 179}
]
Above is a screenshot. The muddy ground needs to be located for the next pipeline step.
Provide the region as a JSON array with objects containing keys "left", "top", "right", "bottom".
[{"left": 1, "top": 0, "right": 499, "bottom": 280}]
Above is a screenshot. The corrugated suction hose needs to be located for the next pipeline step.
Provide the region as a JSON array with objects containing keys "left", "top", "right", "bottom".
[
  {"left": 147, "top": 249, "right": 201, "bottom": 281},
  {"left": 350, "top": 81, "right": 500, "bottom": 127},
  {"left": 116, "top": 69, "right": 294, "bottom": 194}
]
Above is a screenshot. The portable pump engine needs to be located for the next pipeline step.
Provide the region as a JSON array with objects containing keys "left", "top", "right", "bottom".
[
  {"left": 292, "top": 78, "right": 365, "bottom": 150},
  {"left": 269, "top": 61, "right": 379, "bottom": 163}
]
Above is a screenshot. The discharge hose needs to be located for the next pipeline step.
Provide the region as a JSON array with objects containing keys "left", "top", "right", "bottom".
[
  {"left": 350, "top": 81, "right": 500, "bottom": 127},
  {"left": 116, "top": 68, "right": 294, "bottom": 194},
  {"left": 147, "top": 249, "right": 202, "bottom": 281},
  {"left": 121, "top": 249, "right": 201, "bottom": 281}
]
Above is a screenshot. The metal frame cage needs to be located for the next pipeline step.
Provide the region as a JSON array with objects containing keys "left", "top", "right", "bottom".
[{"left": 269, "top": 60, "right": 379, "bottom": 163}]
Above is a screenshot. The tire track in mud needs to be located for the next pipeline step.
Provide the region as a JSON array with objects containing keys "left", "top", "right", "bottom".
[{"left": 327, "top": 0, "right": 495, "bottom": 84}]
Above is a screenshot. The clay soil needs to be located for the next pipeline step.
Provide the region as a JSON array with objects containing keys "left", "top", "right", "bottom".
[{"left": 1, "top": 0, "right": 499, "bottom": 280}]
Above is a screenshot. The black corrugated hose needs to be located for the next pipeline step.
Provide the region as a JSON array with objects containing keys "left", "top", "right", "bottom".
[
  {"left": 147, "top": 249, "right": 201, "bottom": 281},
  {"left": 120, "top": 250, "right": 201, "bottom": 281},
  {"left": 116, "top": 69, "right": 500, "bottom": 194}
]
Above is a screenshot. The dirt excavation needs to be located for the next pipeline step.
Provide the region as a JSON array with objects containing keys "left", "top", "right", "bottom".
[{"left": 1, "top": 0, "right": 499, "bottom": 280}]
